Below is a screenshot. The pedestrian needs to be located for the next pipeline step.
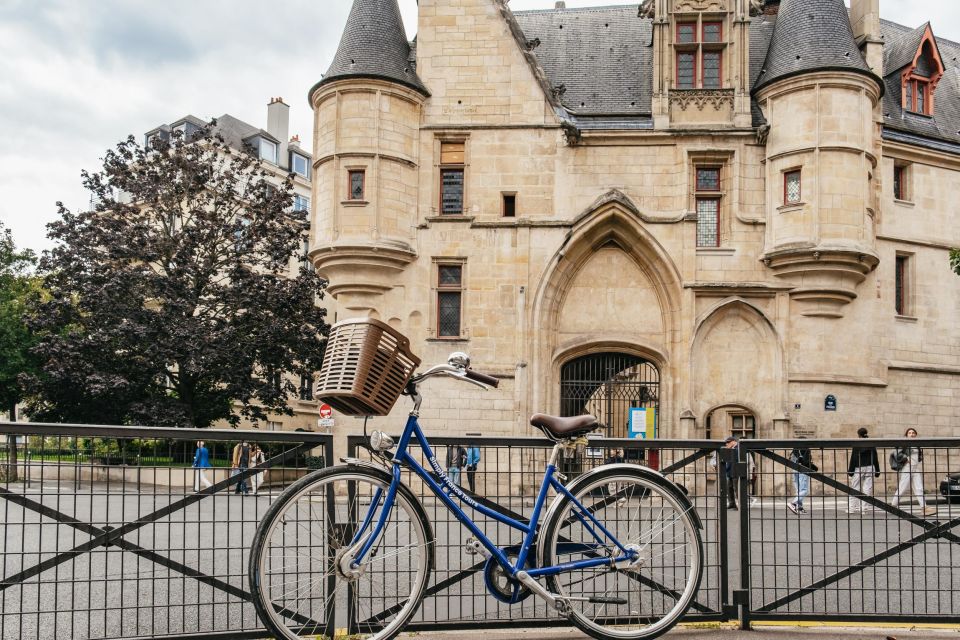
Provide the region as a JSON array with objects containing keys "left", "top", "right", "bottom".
[
  {"left": 446, "top": 443, "right": 465, "bottom": 488},
  {"left": 465, "top": 445, "right": 481, "bottom": 493},
  {"left": 232, "top": 440, "right": 252, "bottom": 495},
  {"left": 192, "top": 440, "right": 212, "bottom": 492},
  {"left": 250, "top": 444, "right": 266, "bottom": 495},
  {"left": 747, "top": 450, "right": 759, "bottom": 507},
  {"left": 846, "top": 427, "right": 880, "bottom": 513},
  {"left": 710, "top": 436, "right": 740, "bottom": 510},
  {"left": 788, "top": 442, "right": 816, "bottom": 515},
  {"left": 891, "top": 427, "right": 936, "bottom": 516}
]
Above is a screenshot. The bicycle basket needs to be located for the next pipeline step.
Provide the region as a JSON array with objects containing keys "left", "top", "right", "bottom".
[{"left": 316, "top": 318, "right": 421, "bottom": 416}]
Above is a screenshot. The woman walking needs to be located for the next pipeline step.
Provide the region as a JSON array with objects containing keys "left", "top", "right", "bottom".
[
  {"left": 192, "top": 440, "right": 212, "bottom": 492},
  {"left": 251, "top": 445, "right": 267, "bottom": 495},
  {"left": 892, "top": 427, "right": 936, "bottom": 516}
]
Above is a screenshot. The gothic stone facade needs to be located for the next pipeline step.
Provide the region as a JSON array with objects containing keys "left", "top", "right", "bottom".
[{"left": 309, "top": 0, "right": 960, "bottom": 444}]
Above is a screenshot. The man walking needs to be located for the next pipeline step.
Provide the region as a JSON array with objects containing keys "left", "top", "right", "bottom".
[
  {"left": 715, "top": 436, "right": 739, "bottom": 510},
  {"left": 446, "top": 443, "right": 465, "bottom": 488},
  {"left": 847, "top": 427, "right": 880, "bottom": 513},
  {"left": 465, "top": 445, "right": 481, "bottom": 493},
  {"left": 788, "top": 442, "right": 816, "bottom": 514}
]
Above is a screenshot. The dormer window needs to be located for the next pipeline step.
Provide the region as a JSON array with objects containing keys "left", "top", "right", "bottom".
[
  {"left": 674, "top": 19, "right": 724, "bottom": 90},
  {"left": 291, "top": 153, "right": 310, "bottom": 178},
  {"left": 260, "top": 139, "right": 278, "bottom": 164},
  {"left": 899, "top": 28, "right": 944, "bottom": 117}
]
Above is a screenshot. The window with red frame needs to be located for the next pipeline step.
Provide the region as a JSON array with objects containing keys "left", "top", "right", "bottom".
[
  {"left": 695, "top": 167, "right": 721, "bottom": 247},
  {"left": 675, "top": 21, "right": 723, "bottom": 90},
  {"left": 904, "top": 78, "right": 931, "bottom": 115},
  {"left": 784, "top": 170, "right": 802, "bottom": 205},
  {"left": 893, "top": 164, "right": 908, "bottom": 201}
]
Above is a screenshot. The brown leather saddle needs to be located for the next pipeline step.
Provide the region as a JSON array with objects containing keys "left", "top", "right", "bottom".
[{"left": 530, "top": 413, "right": 600, "bottom": 440}]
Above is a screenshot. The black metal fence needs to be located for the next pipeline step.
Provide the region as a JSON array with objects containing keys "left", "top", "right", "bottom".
[
  {"left": 3, "top": 423, "right": 960, "bottom": 639},
  {"left": 0, "top": 422, "right": 333, "bottom": 640},
  {"left": 737, "top": 438, "right": 960, "bottom": 626}
]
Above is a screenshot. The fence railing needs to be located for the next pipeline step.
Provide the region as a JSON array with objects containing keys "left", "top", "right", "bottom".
[
  {"left": 737, "top": 438, "right": 960, "bottom": 626},
  {"left": 0, "top": 422, "right": 333, "bottom": 640},
  {"left": 2, "top": 423, "right": 959, "bottom": 639}
]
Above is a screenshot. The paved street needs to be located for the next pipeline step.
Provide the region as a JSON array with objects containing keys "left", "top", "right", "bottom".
[{"left": 2, "top": 480, "right": 959, "bottom": 639}]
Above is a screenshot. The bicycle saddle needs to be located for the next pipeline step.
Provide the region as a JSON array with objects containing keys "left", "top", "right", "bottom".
[{"left": 530, "top": 413, "right": 599, "bottom": 440}]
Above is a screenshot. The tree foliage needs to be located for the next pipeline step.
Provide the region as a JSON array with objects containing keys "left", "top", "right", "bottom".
[
  {"left": 0, "top": 222, "right": 40, "bottom": 416},
  {"left": 951, "top": 249, "right": 960, "bottom": 276},
  {"left": 27, "top": 125, "right": 329, "bottom": 427}
]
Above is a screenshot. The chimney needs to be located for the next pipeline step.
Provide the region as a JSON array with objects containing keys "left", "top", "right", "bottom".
[
  {"left": 555, "top": 1, "right": 565, "bottom": 8},
  {"left": 850, "top": 0, "right": 883, "bottom": 75},
  {"left": 266, "top": 97, "right": 290, "bottom": 169},
  {"left": 289, "top": 134, "right": 301, "bottom": 149}
]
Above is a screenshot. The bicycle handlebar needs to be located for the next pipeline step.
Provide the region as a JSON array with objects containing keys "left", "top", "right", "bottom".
[{"left": 464, "top": 368, "right": 499, "bottom": 388}]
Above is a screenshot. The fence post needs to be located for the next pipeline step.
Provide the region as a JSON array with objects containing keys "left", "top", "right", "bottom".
[
  {"left": 717, "top": 446, "right": 733, "bottom": 620},
  {"left": 735, "top": 444, "right": 751, "bottom": 630}
]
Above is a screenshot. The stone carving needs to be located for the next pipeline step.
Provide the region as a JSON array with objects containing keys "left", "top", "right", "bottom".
[
  {"left": 749, "top": 0, "right": 764, "bottom": 16},
  {"left": 670, "top": 89, "right": 735, "bottom": 112},
  {"left": 638, "top": 0, "right": 655, "bottom": 19},
  {"left": 674, "top": 0, "right": 726, "bottom": 12}
]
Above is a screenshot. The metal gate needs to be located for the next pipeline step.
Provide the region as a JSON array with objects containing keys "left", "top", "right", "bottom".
[{"left": 559, "top": 352, "right": 660, "bottom": 439}]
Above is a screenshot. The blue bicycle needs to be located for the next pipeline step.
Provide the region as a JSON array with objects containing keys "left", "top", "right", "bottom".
[{"left": 250, "top": 319, "right": 703, "bottom": 640}]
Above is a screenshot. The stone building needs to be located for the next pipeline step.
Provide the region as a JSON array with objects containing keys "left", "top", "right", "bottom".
[
  {"left": 309, "top": 0, "right": 960, "bottom": 443},
  {"left": 147, "top": 99, "right": 322, "bottom": 432}
]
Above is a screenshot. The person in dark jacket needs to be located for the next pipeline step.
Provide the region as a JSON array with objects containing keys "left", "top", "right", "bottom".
[
  {"left": 846, "top": 427, "right": 879, "bottom": 513},
  {"left": 788, "top": 442, "right": 816, "bottom": 515}
]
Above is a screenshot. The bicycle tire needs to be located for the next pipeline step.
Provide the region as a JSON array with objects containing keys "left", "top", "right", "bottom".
[
  {"left": 539, "top": 466, "right": 703, "bottom": 640},
  {"left": 248, "top": 464, "right": 434, "bottom": 640}
]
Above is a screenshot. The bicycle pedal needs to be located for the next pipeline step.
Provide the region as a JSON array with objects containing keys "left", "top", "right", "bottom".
[
  {"left": 464, "top": 537, "right": 491, "bottom": 559},
  {"left": 588, "top": 596, "right": 628, "bottom": 605}
]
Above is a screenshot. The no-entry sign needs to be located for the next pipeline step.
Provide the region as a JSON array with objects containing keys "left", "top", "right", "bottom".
[{"left": 319, "top": 404, "right": 333, "bottom": 419}]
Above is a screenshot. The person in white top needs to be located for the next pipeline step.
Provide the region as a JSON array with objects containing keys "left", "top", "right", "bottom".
[{"left": 891, "top": 427, "right": 936, "bottom": 517}]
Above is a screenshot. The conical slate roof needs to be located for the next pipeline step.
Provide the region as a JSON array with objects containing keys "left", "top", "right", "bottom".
[
  {"left": 753, "top": 0, "right": 880, "bottom": 93},
  {"left": 311, "top": 0, "right": 428, "bottom": 98}
]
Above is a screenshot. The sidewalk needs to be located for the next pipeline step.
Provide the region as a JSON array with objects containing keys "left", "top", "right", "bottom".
[{"left": 398, "top": 623, "right": 960, "bottom": 639}]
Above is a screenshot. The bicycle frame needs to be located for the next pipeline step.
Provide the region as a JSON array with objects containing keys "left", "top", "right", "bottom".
[{"left": 349, "top": 413, "right": 635, "bottom": 580}]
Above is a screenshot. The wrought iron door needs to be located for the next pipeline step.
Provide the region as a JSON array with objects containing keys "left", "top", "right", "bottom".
[{"left": 559, "top": 352, "right": 660, "bottom": 439}]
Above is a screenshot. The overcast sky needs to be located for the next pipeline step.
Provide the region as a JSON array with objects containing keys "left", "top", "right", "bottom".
[{"left": 1, "top": 0, "right": 957, "bottom": 253}]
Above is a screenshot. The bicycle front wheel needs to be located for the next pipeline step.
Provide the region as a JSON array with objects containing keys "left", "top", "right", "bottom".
[
  {"left": 540, "top": 466, "right": 703, "bottom": 640},
  {"left": 249, "top": 465, "right": 434, "bottom": 640}
]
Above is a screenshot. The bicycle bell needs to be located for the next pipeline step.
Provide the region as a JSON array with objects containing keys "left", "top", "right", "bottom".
[{"left": 448, "top": 352, "right": 471, "bottom": 369}]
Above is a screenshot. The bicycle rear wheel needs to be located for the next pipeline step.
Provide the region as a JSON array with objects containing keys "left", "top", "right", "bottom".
[
  {"left": 249, "top": 465, "right": 433, "bottom": 640},
  {"left": 540, "top": 466, "right": 703, "bottom": 640}
]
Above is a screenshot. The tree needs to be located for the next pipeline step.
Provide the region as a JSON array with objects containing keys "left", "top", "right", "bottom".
[
  {"left": 27, "top": 125, "right": 329, "bottom": 428},
  {"left": 0, "top": 222, "right": 40, "bottom": 480},
  {"left": 951, "top": 249, "right": 960, "bottom": 276}
]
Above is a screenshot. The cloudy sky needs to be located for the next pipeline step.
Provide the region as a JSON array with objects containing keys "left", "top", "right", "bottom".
[{"left": 1, "top": 0, "right": 956, "bottom": 253}]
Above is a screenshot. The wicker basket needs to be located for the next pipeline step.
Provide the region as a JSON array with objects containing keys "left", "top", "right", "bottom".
[{"left": 316, "top": 318, "right": 421, "bottom": 416}]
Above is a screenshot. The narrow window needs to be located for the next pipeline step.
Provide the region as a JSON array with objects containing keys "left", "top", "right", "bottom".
[
  {"left": 348, "top": 170, "right": 365, "bottom": 201},
  {"left": 502, "top": 193, "right": 516, "bottom": 217},
  {"left": 905, "top": 82, "right": 913, "bottom": 110},
  {"left": 437, "top": 264, "right": 463, "bottom": 338},
  {"left": 440, "top": 142, "right": 465, "bottom": 215},
  {"left": 299, "top": 374, "right": 314, "bottom": 401},
  {"left": 784, "top": 170, "right": 802, "bottom": 205},
  {"left": 895, "top": 255, "right": 908, "bottom": 316},
  {"left": 893, "top": 164, "right": 908, "bottom": 201},
  {"left": 677, "top": 52, "right": 697, "bottom": 89},
  {"left": 702, "top": 51, "right": 721, "bottom": 89},
  {"left": 916, "top": 81, "right": 926, "bottom": 114},
  {"left": 695, "top": 167, "right": 721, "bottom": 248}
]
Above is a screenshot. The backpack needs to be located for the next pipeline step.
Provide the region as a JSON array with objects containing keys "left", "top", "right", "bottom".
[{"left": 889, "top": 450, "right": 907, "bottom": 471}]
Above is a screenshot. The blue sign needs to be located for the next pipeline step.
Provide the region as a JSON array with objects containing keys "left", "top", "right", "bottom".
[{"left": 824, "top": 395, "right": 837, "bottom": 411}]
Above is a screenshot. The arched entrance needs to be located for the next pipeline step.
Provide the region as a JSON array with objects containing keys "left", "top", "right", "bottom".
[{"left": 560, "top": 352, "right": 660, "bottom": 439}]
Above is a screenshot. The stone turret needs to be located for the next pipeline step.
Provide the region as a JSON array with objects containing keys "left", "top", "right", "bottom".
[
  {"left": 307, "top": 0, "right": 428, "bottom": 316},
  {"left": 754, "top": 0, "right": 883, "bottom": 318}
]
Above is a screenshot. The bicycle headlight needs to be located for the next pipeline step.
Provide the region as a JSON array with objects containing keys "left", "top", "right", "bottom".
[{"left": 370, "top": 431, "right": 395, "bottom": 452}]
